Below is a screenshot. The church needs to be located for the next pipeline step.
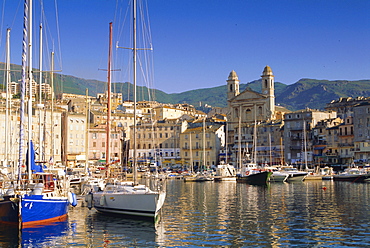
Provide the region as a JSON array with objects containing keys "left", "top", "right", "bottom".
[
  {"left": 225, "top": 66, "right": 288, "bottom": 165},
  {"left": 227, "top": 65, "right": 276, "bottom": 125}
]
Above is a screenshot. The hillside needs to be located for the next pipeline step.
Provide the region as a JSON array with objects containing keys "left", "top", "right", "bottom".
[{"left": 1, "top": 62, "right": 370, "bottom": 111}]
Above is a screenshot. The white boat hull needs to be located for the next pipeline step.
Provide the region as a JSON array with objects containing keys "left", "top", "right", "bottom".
[
  {"left": 286, "top": 174, "right": 307, "bottom": 182},
  {"left": 93, "top": 190, "right": 166, "bottom": 218},
  {"left": 270, "top": 172, "right": 289, "bottom": 182}
]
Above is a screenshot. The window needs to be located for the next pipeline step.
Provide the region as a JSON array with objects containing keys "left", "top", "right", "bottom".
[{"left": 93, "top": 142, "right": 96, "bottom": 147}]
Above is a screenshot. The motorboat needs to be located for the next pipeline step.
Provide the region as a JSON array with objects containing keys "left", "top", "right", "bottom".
[
  {"left": 213, "top": 162, "right": 236, "bottom": 181},
  {"left": 280, "top": 166, "right": 308, "bottom": 182},
  {"left": 266, "top": 167, "right": 289, "bottom": 182},
  {"left": 333, "top": 167, "right": 369, "bottom": 182}
]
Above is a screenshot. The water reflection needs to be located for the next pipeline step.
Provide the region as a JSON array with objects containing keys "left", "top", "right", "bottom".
[
  {"left": 22, "top": 220, "right": 69, "bottom": 247},
  {"left": 1, "top": 180, "right": 370, "bottom": 247},
  {"left": 160, "top": 180, "right": 370, "bottom": 247}
]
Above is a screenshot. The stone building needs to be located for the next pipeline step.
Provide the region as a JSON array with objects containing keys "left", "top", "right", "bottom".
[
  {"left": 179, "top": 121, "right": 225, "bottom": 171},
  {"left": 312, "top": 118, "right": 342, "bottom": 166},
  {"left": 353, "top": 102, "right": 370, "bottom": 163},
  {"left": 129, "top": 119, "right": 187, "bottom": 168},
  {"left": 338, "top": 116, "right": 354, "bottom": 165},
  {"left": 326, "top": 96, "right": 370, "bottom": 119},
  {"left": 283, "top": 109, "right": 337, "bottom": 167}
]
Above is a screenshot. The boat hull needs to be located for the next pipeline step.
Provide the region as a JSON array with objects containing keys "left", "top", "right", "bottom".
[
  {"left": 93, "top": 191, "right": 166, "bottom": 218},
  {"left": 0, "top": 198, "right": 19, "bottom": 224},
  {"left": 20, "top": 195, "right": 69, "bottom": 226},
  {"left": 236, "top": 171, "right": 272, "bottom": 185},
  {"left": 333, "top": 175, "right": 368, "bottom": 182},
  {"left": 213, "top": 176, "right": 237, "bottom": 181},
  {"left": 0, "top": 195, "right": 69, "bottom": 226},
  {"left": 286, "top": 173, "right": 307, "bottom": 182},
  {"left": 270, "top": 173, "right": 289, "bottom": 182}
]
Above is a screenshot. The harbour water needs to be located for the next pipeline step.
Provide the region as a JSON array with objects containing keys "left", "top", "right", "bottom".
[{"left": 1, "top": 180, "right": 370, "bottom": 247}]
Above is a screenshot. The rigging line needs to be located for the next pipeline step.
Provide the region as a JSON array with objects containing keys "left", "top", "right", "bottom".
[
  {"left": 53, "top": 0, "right": 62, "bottom": 71},
  {"left": 0, "top": 0, "right": 5, "bottom": 47}
]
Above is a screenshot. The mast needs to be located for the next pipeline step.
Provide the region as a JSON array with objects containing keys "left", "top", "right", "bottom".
[
  {"left": 202, "top": 117, "right": 206, "bottom": 171},
  {"left": 38, "top": 23, "right": 44, "bottom": 162},
  {"left": 190, "top": 132, "right": 193, "bottom": 173},
  {"left": 105, "top": 22, "right": 112, "bottom": 176},
  {"left": 253, "top": 119, "right": 257, "bottom": 164},
  {"left": 225, "top": 122, "right": 228, "bottom": 164},
  {"left": 27, "top": 0, "right": 33, "bottom": 180},
  {"left": 133, "top": 0, "right": 138, "bottom": 185},
  {"left": 19, "top": 0, "right": 28, "bottom": 180},
  {"left": 85, "top": 88, "right": 90, "bottom": 175},
  {"left": 280, "top": 137, "right": 284, "bottom": 165},
  {"left": 238, "top": 107, "right": 242, "bottom": 170},
  {"left": 5, "top": 28, "right": 10, "bottom": 167},
  {"left": 269, "top": 133, "right": 272, "bottom": 166},
  {"left": 50, "top": 51, "right": 55, "bottom": 168}
]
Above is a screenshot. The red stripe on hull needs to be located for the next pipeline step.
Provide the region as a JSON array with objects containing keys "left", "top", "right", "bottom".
[{"left": 22, "top": 214, "right": 68, "bottom": 228}]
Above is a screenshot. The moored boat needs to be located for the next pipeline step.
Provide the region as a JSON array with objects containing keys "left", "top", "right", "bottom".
[
  {"left": 92, "top": 6, "right": 166, "bottom": 220},
  {"left": 213, "top": 162, "right": 236, "bottom": 181},
  {"left": 280, "top": 166, "right": 308, "bottom": 182},
  {"left": 333, "top": 168, "right": 369, "bottom": 182},
  {"left": 93, "top": 181, "right": 166, "bottom": 219},
  {"left": 236, "top": 163, "right": 272, "bottom": 185}
]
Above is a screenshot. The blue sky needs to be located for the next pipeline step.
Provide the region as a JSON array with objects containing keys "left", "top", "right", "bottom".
[{"left": 1, "top": 0, "right": 370, "bottom": 94}]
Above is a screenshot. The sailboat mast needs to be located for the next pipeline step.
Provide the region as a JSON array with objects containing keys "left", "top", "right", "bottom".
[
  {"left": 27, "top": 0, "right": 33, "bottom": 180},
  {"left": 133, "top": 0, "right": 138, "bottom": 185},
  {"left": 203, "top": 118, "right": 206, "bottom": 170},
  {"left": 190, "top": 132, "right": 193, "bottom": 173},
  {"left": 106, "top": 22, "right": 112, "bottom": 174},
  {"left": 85, "top": 88, "right": 90, "bottom": 175},
  {"left": 238, "top": 107, "right": 242, "bottom": 170},
  {"left": 19, "top": 0, "right": 28, "bottom": 179},
  {"left": 51, "top": 51, "right": 55, "bottom": 168},
  {"left": 38, "top": 23, "right": 43, "bottom": 162},
  {"left": 269, "top": 133, "right": 272, "bottom": 166},
  {"left": 5, "top": 28, "right": 10, "bottom": 167}
]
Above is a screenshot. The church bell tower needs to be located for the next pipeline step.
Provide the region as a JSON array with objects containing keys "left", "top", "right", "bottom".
[
  {"left": 227, "top": 70, "right": 240, "bottom": 102},
  {"left": 261, "top": 65, "right": 275, "bottom": 119}
]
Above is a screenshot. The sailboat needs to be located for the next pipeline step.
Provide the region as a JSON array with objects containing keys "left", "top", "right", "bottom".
[
  {"left": 92, "top": 4, "right": 166, "bottom": 220},
  {"left": 214, "top": 122, "right": 237, "bottom": 181},
  {"left": 0, "top": 0, "right": 74, "bottom": 227},
  {"left": 236, "top": 119, "right": 272, "bottom": 185}
]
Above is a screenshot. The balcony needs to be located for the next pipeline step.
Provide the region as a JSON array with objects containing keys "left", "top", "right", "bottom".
[
  {"left": 325, "top": 152, "right": 339, "bottom": 157},
  {"left": 338, "top": 143, "right": 354, "bottom": 147}
]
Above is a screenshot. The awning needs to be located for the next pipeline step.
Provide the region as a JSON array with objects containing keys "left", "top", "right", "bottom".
[{"left": 314, "top": 147, "right": 325, "bottom": 150}]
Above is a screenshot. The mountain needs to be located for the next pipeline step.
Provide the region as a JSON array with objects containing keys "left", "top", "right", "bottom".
[
  {"left": 1, "top": 62, "right": 370, "bottom": 111},
  {"left": 276, "top": 79, "right": 370, "bottom": 110}
]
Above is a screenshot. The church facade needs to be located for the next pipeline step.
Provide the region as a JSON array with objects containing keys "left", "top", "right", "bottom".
[{"left": 226, "top": 66, "right": 286, "bottom": 166}]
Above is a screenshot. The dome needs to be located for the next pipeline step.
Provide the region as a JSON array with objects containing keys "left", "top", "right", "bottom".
[
  {"left": 228, "top": 70, "right": 239, "bottom": 80},
  {"left": 262, "top": 65, "right": 273, "bottom": 76}
]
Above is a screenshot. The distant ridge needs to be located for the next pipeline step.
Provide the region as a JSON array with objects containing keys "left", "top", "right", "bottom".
[{"left": 1, "top": 62, "right": 370, "bottom": 111}]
